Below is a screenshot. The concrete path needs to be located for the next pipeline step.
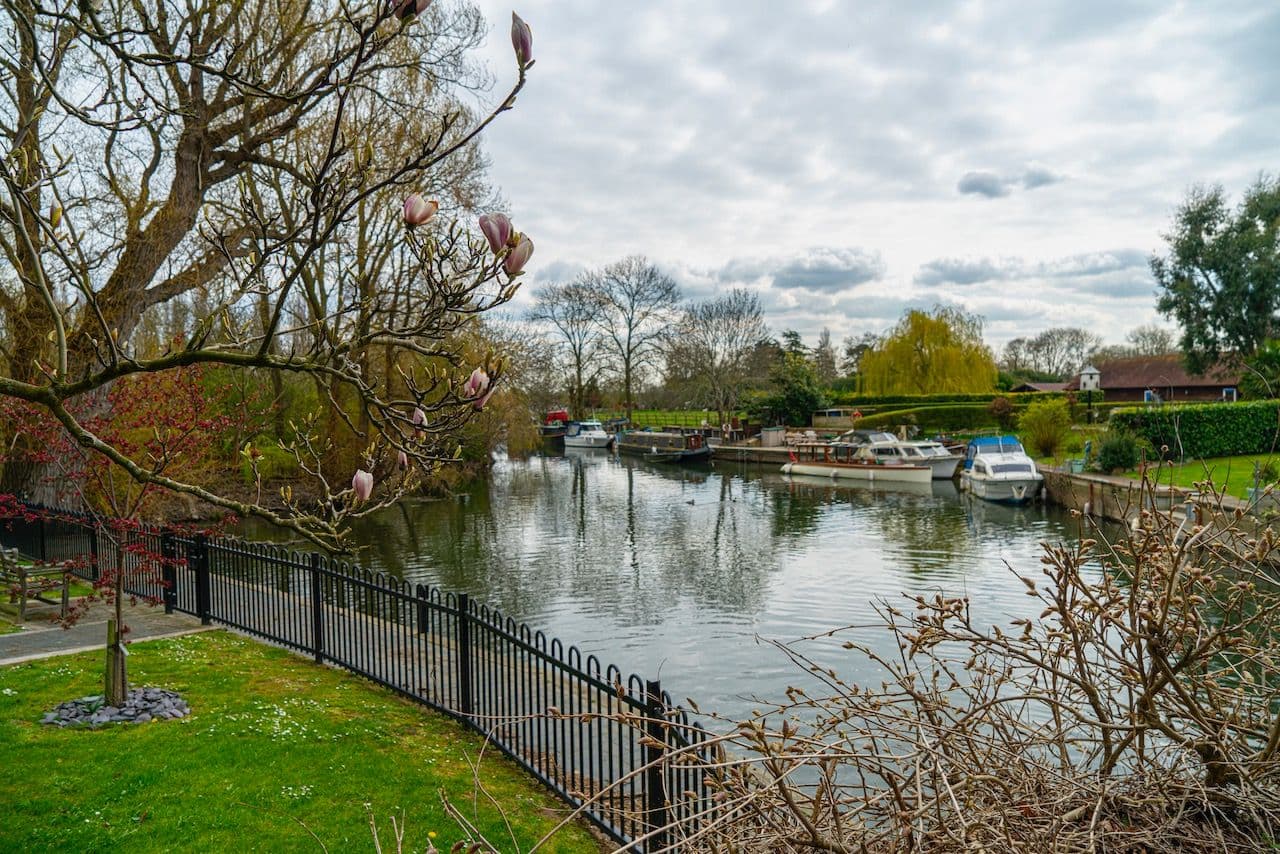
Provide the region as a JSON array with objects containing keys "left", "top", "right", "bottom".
[{"left": 0, "top": 600, "right": 214, "bottom": 665}]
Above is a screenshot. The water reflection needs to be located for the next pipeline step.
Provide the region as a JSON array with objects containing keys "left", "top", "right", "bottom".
[{"left": 239, "top": 451, "right": 1100, "bottom": 718}]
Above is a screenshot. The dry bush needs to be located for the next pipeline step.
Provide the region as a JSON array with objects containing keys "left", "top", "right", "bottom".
[{"left": 634, "top": 477, "right": 1280, "bottom": 852}]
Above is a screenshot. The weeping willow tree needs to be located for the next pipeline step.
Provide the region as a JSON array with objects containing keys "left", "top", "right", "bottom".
[{"left": 860, "top": 306, "right": 997, "bottom": 394}]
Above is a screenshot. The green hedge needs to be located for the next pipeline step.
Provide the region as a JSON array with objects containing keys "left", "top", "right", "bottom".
[
  {"left": 856, "top": 403, "right": 1002, "bottom": 431},
  {"left": 1109, "top": 401, "right": 1280, "bottom": 458},
  {"left": 826, "top": 390, "right": 1083, "bottom": 407}
]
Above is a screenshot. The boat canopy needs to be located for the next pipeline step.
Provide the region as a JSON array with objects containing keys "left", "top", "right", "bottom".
[{"left": 967, "top": 435, "right": 1026, "bottom": 454}]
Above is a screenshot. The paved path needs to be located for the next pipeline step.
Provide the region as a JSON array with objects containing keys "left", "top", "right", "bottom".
[{"left": 0, "top": 600, "right": 214, "bottom": 665}]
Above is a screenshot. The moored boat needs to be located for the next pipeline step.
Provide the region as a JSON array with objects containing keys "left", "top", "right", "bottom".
[
  {"left": 781, "top": 442, "right": 932, "bottom": 484},
  {"left": 564, "top": 420, "right": 614, "bottom": 449},
  {"left": 616, "top": 430, "right": 711, "bottom": 464},
  {"left": 959, "top": 435, "right": 1044, "bottom": 504},
  {"left": 848, "top": 433, "right": 963, "bottom": 480},
  {"left": 540, "top": 409, "right": 570, "bottom": 445}
]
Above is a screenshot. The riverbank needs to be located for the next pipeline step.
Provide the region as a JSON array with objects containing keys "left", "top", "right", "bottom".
[{"left": 0, "top": 630, "right": 599, "bottom": 852}]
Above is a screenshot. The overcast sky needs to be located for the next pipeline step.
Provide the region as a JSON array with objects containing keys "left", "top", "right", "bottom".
[{"left": 466, "top": 1, "right": 1280, "bottom": 350}]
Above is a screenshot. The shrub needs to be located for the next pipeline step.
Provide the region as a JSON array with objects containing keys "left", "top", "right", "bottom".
[
  {"left": 1019, "top": 398, "right": 1071, "bottom": 458},
  {"left": 988, "top": 396, "right": 1016, "bottom": 431},
  {"left": 1097, "top": 432, "right": 1141, "bottom": 473},
  {"left": 1110, "top": 400, "right": 1280, "bottom": 459}
]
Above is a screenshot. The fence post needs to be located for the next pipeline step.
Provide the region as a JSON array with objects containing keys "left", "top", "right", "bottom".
[
  {"left": 456, "top": 593, "right": 473, "bottom": 718},
  {"left": 160, "top": 530, "right": 176, "bottom": 614},
  {"left": 193, "top": 533, "right": 212, "bottom": 625},
  {"left": 415, "top": 584, "right": 429, "bottom": 635},
  {"left": 310, "top": 553, "right": 324, "bottom": 664},
  {"left": 644, "top": 679, "right": 669, "bottom": 851},
  {"left": 88, "top": 522, "right": 100, "bottom": 582}
]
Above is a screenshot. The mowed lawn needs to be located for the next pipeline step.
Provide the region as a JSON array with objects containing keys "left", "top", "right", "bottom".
[
  {"left": 0, "top": 631, "right": 600, "bottom": 853},
  {"left": 1123, "top": 453, "right": 1280, "bottom": 498}
]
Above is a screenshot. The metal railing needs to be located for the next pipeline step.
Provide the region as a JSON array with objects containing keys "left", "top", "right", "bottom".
[{"left": 0, "top": 501, "right": 720, "bottom": 850}]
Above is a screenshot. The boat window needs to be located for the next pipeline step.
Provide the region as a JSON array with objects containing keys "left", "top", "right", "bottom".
[
  {"left": 992, "top": 463, "right": 1034, "bottom": 474},
  {"left": 874, "top": 448, "right": 897, "bottom": 457}
]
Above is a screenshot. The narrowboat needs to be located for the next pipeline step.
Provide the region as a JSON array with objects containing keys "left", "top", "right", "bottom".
[{"left": 615, "top": 430, "right": 712, "bottom": 464}]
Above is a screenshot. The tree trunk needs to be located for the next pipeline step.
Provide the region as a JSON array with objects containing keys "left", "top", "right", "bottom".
[{"left": 104, "top": 546, "right": 127, "bottom": 705}]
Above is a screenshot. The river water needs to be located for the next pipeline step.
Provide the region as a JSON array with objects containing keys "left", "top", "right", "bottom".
[{"left": 244, "top": 449, "right": 1096, "bottom": 720}]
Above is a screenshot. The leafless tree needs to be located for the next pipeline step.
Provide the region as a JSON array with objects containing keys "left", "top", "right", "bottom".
[
  {"left": 527, "top": 277, "right": 609, "bottom": 417},
  {"left": 587, "top": 256, "right": 680, "bottom": 420},
  {"left": 1127, "top": 323, "right": 1177, "bottom": 356},
  {"left": 668, "top": 288, "right": 767, "bottom": 426}
]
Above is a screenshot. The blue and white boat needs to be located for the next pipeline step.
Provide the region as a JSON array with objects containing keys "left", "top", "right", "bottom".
[
  {"left": 959, "top": 435, "right": 1043, "bottom": 504},
  {"left": 564, "top": 420, "right": 614, "bottom": 449}
]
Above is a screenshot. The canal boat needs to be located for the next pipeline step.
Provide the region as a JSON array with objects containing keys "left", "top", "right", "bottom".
[
  {"left": 540, "top": 409, "right": 570, "bottom": 445},
  {"left": 615, "top": 430, "right": 711, "bottom": 464},
  {"left": 850, "top": 434, "right": 963, "bottom": 480},
  {"left": 563, "top": 420, "right": 614, "bottom": 449},
  {"left": 780, "top": 442, "right": 932, "bottom": 484},
  {"left": 959, "top": 435, "right": 1044, "bottom": 504}
]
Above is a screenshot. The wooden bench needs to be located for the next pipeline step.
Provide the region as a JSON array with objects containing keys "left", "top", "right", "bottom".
[{"left": 1, "top": 546, "right": 70, "bottom": 620}]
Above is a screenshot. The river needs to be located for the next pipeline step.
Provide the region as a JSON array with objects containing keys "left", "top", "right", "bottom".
[{"left": 242, "top": 449, "right": 1099, "bottom": 721}]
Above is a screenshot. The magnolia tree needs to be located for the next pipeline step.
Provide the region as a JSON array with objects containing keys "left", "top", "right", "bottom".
[{"left": 0, "top": 0, "right": 538, "bottom": 703}]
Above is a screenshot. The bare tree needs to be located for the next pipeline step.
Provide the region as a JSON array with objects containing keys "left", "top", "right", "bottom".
[
  {"left": 1022, "top": 327, "right": 1103, "bottom": 377},
  {"left": 1126, "top": 323, "right": 1176, "bottom": 356},
  {"left": 669, "top": 288, "right": 768, "bottom": 426},
  {"left": 527, "top": 277, "right": 609, "bottom": 417},
  {"left": 587, "top": 256, "right": 680, "bottom": 419}
]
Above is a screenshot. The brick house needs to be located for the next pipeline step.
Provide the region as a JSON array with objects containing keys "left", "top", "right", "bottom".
[{"left": 1066, "top": 354, "right": 1242, "bottom": 403}]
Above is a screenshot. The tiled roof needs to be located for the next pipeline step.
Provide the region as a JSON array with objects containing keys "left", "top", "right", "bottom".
[{"left": 1066, "top": 354, "right": 1241, "bottom": 390}]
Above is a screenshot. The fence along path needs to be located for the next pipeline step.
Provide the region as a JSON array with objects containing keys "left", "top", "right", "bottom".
[{"left": 0, "top": 504, "right": 719, "bottom": 850}]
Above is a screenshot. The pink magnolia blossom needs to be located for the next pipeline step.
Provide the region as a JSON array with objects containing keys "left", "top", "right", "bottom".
[
  {"left": 503, "top": 234, "right": 534, "bottom": 276},
  {"left": 463, "top": 367, "right": 490, "bottom": 397},
  {"left": 403, "top": 194, "right": 438, "bottom": 227},
  {"left": 397, "top": 450, "right": 409, "bottom": 469},
  {"left": 511, "top": 12, "right": 533, "bottom": 67},
  {"left": 474, "top": 385, "right": 497, "bottom": 410},
  {"left": 479, "top": 213, "right": 512, "bottom": 254},
  {"left": 412, "top": 407, "right": 427, "bottom": 427},
  {"left": 352, "top": 469, "right": 374, "bottom": 502}
]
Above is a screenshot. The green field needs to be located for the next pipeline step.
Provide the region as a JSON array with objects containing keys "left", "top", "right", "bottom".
[{"left": 0, "top": 631, "right": 599, "bottom": 852}]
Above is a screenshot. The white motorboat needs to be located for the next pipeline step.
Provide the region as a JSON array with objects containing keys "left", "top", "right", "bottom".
[
  {"left": 850, "top": 435, "right": 963, "bottom": 480},
  {"left": 563, "top": 420, "right": 614, "bottom": 449},
  {"left": 780, "top": 442, "right": 932, "bottom": 484},
  {"left": 959, "top": 435, "right": 1044, "bottom": 505}
]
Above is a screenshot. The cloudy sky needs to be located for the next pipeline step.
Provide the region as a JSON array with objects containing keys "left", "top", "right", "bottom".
[{"left": 466, "top": 0, "right": 1280, "bottom": 350}]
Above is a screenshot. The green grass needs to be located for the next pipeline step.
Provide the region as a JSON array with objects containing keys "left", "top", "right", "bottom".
[
  {"left": 0, "top": 631, "right": 600, "bottom": 853},
  {"left": 1121, "top": 452, "right": 1280, "bottom": 498},
  {"left": 602, "top": 409, "right": 729, "bottom": 428},
  {"left": 0, "top": 615, "right": 20, "bottom": 634}
]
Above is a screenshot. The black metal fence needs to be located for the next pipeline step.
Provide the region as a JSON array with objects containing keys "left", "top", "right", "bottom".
[{"left": 0, "top": 502, "right": 721, "bottom": 850}]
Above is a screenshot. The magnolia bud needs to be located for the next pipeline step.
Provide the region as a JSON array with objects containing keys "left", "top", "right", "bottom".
[
  {"left": 352, "top": 469, "right": 374, "bottom": 502},
  {"left": 511, "top": 12, "right": 533, "bottom": 67}
]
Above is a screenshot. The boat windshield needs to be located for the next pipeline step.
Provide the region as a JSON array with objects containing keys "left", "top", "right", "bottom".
[
  {"left": 579, "top": 421, "right": 603, "bottom": 429},
  {"left": 993, "top": 463, "right": 1035, "bottom": 474}
]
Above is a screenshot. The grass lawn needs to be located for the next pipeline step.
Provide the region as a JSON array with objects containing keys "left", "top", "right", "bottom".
[
  {"left": 0, "top": 614, "right": 20, "bottom": 634},
  {"left": 1121, "top": 452, "right": 1280, "bottom": 498},
  {"left": 0, "top": 631, "right": 600, "bottom": 853}
]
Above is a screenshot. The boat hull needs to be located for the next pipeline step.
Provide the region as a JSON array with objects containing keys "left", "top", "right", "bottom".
[
  {"left": 617, "top": 444, "right": 711, "bottom": 464},
  {"left": 924, "top": 455, "right": 962, "bottom": 480},
  {"left": 781, "top": 461, "right": 932, "bottom": 484},
  {"left": 961, "top": 472, "right": 1043, "bottom": 504},
  {"left": 564, "top": 433, "right": 613, "bottom": 449}
]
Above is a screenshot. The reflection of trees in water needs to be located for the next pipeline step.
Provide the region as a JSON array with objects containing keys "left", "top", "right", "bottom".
[{"left": 336, "top": 455, "right": 784, "bottom": 622}]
